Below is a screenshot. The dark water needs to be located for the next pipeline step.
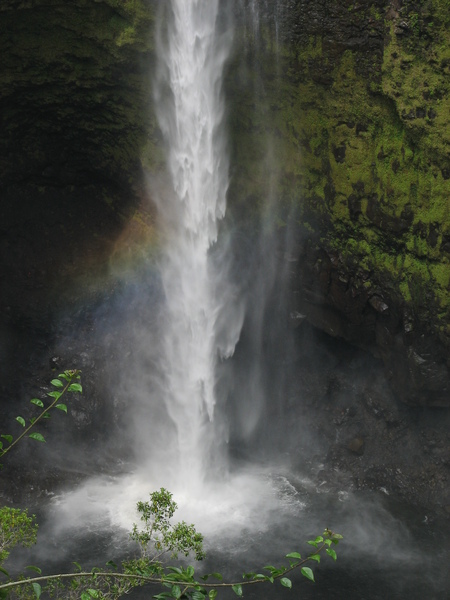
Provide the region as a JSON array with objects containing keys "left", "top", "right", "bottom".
[{"left": 191, "top": 491, "right": 450, "bottom": 600}]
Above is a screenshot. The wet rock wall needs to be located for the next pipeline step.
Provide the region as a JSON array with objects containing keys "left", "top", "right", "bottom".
[{"left": 228, "top": 0, "right": 450, "bottom": 407}]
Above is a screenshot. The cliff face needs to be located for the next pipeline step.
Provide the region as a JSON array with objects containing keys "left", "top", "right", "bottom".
[
  {"left": 0, "top": 0, "right": 448, "bottom": 512},
  {"left": 227, "top": 0, "right": 450, "bottom": 406},
  {"left": 0, "top": 1, "right": 167, "bottom": 418},
  {"left": 0, "top": 0, "right": 448, "bottom": 409},
  {"left": 0, "top": 0, "right": 157, "bottom": 331}
]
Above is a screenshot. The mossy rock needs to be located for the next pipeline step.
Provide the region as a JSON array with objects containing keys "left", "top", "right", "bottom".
[{"left": 226, "top": 0, "right": 449, "bottom": 406}]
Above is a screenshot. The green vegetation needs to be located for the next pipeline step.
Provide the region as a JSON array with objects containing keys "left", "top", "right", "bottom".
[
  {"left": 0, "top": 370, "right": 82, "bottom": 463},
  {"left": 0, "top": 374, "right": 342, "bottom": 599},
  {"left": 0, "top": 508, "right": 37, "bottom": 565},
  {"left": 0, "top": 486, "right": 341, "bottom": 600}
]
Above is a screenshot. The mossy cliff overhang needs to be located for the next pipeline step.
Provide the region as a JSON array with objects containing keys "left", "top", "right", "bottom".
[{"left": 227, "top": 0, "right": 449, "bottom": 406}]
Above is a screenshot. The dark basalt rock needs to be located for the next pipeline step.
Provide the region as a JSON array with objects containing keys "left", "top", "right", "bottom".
[
  {"left": 347, "top": 436, "right": 365, "bottom": 455},
  {"left": 287, "top": 235, "right": 450, "bottom": 407},
  {"left": 276, "top": 322, "right": 450, "bottom": 513}
]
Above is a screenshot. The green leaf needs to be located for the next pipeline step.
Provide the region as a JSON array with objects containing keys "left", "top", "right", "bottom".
[
  {"left": 51, "top": 379, "right": 64, "bottom": 388},
  {"left": 171, "top": 585, "right": 181, "bottom": 599},
  {"left": 48, "top": 391, "right": 62, "bottom": 400},
  {"left": 308, "top": 554, "right": 321, "bottom": 563},
  {"left": 68, "top": 383, "right": 82, "bottom": 393},
  {"left": 285, "top": 552, "right": 301, "bottom": 559},
  {"left": 301, "top": 567, "right": 315, "bottom": 582},
  {"left": 307, "top": 541, "right": 318, "bottom": 548},
  {"left": 87, "top": 590, "right": 99, "bottom": 598},
  {"left": 81, "top": 593, "right": 90, "bottom": 600},
  {"left": 30, "top": 399, "right": 44, "bottom": 408},
  {"left": 232, "top": 585, "right": 243, "bottom": 597},
  {"left": 73, "top": 562, "right": 82, "bottom": 572},
  {"left": 0, "top": 566, "right": 10, "bottom": 577},
  {"left": 1, "top": 435, "right": 12, "bottom": 444},
  {"left": 32, "top": 583, "right": 41, "bottom": 599},
  {"left": 275, "top": 568, "right": 286, "bottom": 576},
  {"left": 200, "top": 571, "right": 222, "bottom": 581},
  {"left": 16, "top": 416, "right": 26, "bottom": 427},
  {"left": 29, "top": 433, "right": 46, "bottom": 443},
  {"left": 106, "top": 560, "right": 118, "bottom": 570},
  {"left": 186, "top": 566, "right": 195, "bottom": 578},
  {"left": 326, "top": 548, "right": 337, "bottom": 561},
  {"left": 280, "top": 577, "right": 292, "bottom": 589},
  {"left": 55, "top": 404, "right": 67, "bottom": 413},
  {"left": 26, "top": 566, "right": 42, "bottom": 574},
  {"left": 208, "top": 591, "right": 218, "bottom": 600},
  {"left": 191, "top": 592, "right": 206, "bottom": 600},
  {"left": 263, "top": 565, "right": 276, "bottom": 572}
]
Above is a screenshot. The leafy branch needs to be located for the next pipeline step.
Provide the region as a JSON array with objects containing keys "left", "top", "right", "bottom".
[
  {"left": 0, "top": 488, "right": 342, "bottom": 599},
  {"left": 0, "top": 508, "right": 38, "bottom": 566},
  {"left": 0, "top": 376, "right": 343, "bottom": 600},
  {"left": 0, "top": 370, "right": 82, "bottom": 461},
  {"left": 0, "top": 529, "right": 342, "bottom": 599}
]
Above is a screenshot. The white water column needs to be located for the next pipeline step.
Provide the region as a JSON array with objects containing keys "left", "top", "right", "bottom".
[{"left": 154, "top": 0, "right": 233, "bottom": 492}]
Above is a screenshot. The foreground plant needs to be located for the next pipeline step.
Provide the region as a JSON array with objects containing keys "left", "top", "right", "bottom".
[
  {"left": 0, "top": 487, "right": 342, "bottom": 599},
  {"left": 0, "top": 373, "right": 343, "bottom": 599},
  {"left": 0, "top": 508, "right": 37, "bottom": 566},
  {"left": 0, "top": 370, "right": 82, "bottom": 596},
  {"left": 0, "top": 369, "right": 82, "bottom": 462}
]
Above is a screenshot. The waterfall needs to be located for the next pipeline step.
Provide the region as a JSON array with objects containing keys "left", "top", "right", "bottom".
[
  {"left": 48, "top": 0, "right": 280, "bottom": 540},
  {"left": 152, "top": 0, "right": 234, "bottom": 492}
]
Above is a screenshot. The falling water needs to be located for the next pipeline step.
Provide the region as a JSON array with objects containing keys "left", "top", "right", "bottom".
[
  {"left": 151, "top": 0, "right": 235, "bottom": 492},
  {"left": 48, "top": 0, "right": 272, "bottom": 539}
]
